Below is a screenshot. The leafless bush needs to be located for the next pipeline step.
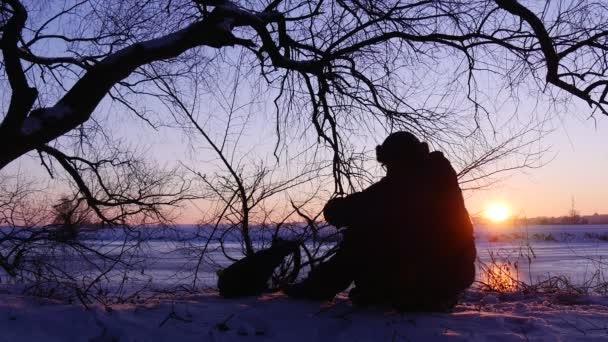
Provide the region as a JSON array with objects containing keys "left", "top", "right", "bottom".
[{"left": 0, "top": 163, "right": 193, "bottom": 305}]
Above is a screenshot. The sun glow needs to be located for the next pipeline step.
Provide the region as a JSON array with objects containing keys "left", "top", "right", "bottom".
[{"left": 485, "top": 203, "right": 511, "bottom": 222}]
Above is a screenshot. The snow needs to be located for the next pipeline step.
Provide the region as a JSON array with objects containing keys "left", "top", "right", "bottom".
[
  {"left": 20, "top": 116, "right": 41, "bottom": 135},
  {"left": 216, "top": 17, "right": 235, "bottom": 33},
  {"left": 140, "top": 31, "right": 185, "bottom": 51},
  {"left": 19, "top": 104, "right": 71, "bottom": 136},
  {"left": 101, "top": 48, "right": 130, "bottom": 66},
  {"left": 3, "top": 224, "right": 608, "bottom": 340},
  {"left": 43, "top": 104, "right": 70, "bottom": 119},
  {"left": 474, "top": 224, "right": 608, "bottom": 243},
  {"left": 2, "top": 289, "right": 608, "bottom": 341},
  {"left": 212, "top": 0, "right": 252, "bottom": 34},
  {"left": 216, "top": 0, "right": 240, "bottom": 11}
]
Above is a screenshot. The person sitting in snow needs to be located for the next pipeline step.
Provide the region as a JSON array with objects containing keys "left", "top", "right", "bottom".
[{"left": 285, "top": 131, "right": 476, "bottom": 311}]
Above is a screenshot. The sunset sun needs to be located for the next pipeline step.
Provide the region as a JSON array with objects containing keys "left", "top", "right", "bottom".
[{"left": 485, "top": 204, "right": 511, "bottom": 222}]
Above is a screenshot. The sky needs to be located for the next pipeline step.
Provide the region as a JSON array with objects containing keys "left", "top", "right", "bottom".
[
  {"left": 4, "top": 1, "right": 608, "bottom": 224},
  {"left": 6, "top": 84, "right": 608, "bottom": 224},
  {"left": 108, "top": 97, "right": 608, "bottom": 223},
  {"left": 465, "top": 105, "right": 608, "bottom": 219}
]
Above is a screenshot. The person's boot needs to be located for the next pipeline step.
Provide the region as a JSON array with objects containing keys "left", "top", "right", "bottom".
[
  {"left": 283, "top": 278, "right": 337, "bottom": 301},
  {"left": 284, "top": 259, "right": 353, "bottom": 301},
  {"left": 348, "top": 287, "right": 370, "bottom": 307}
]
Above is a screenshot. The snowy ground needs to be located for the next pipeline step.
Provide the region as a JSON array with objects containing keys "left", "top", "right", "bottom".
[
  {"left": 3, "top": 224, "right": 608, "bottom": 341},
  {"left": 2, "top": 289, "right": 608, "bottom": 341}
]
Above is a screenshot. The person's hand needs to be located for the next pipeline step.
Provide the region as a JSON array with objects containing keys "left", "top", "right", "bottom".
[{"left": 323, "top": 197, "right": 346, "bottom": 227}]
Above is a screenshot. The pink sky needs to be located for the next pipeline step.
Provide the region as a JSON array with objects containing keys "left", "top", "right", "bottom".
[
  {"left": 172, "top": 111, "right": 608, "bottom": 224},
  {"left": 465, "top": 110, "right": 608, "bottom": 219}
]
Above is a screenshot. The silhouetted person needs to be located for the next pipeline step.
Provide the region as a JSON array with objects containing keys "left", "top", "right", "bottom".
[{"left": 285, "top": 132, "right": 476, "bottom": 311}]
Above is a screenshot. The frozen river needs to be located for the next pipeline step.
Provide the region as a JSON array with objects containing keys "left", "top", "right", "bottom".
[
  {"left": 475, "top": 224, "right": 608, "bottom": 288},
  {"left": 3, "top": 224, "right": 608, "bottom": 293}
]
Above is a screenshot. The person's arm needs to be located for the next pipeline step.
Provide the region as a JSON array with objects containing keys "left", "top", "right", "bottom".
[
  {"left": 323, "top": 181, "right": 384, "bottom": 227},
  {"left": 323, "top": 197, "right": 351, "bottom": 227}
]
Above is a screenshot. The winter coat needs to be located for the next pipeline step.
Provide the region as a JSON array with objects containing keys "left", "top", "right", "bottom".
[{"left": 323, "top": 151, "right": 476, "bottom": 306}]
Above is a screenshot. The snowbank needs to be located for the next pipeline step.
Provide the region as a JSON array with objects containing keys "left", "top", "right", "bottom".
[{"left": 2, "top": 290, "right": 608, "bottom": 341}]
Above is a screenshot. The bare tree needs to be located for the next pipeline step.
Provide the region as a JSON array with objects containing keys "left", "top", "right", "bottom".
[
  {"left": 2, "top": 0, "right": 607, "bottom": 197},
  {"left": 48, "top": 195, "right": 94, "bottom": 242},
  {"left": 37, "top": 144, "right": 196, "bottom": 225},
  {"left": 0, "top": 162, "right": 193, "bottom": 303}
]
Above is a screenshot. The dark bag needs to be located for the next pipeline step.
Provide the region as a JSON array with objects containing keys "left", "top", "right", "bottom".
[{"left": 217, "top": 239, "right": 299, "bottom": 298}]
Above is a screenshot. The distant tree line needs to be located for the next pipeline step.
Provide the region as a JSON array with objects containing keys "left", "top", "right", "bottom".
[{"left": 524, "top": 214, "right": 608, "bottom": 225}]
